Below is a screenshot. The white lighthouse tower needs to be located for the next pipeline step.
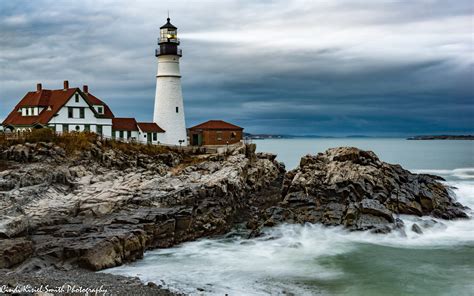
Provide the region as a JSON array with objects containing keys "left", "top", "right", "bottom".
[{"left": 153, "top": 17, "right": 187, "bottom": 146}]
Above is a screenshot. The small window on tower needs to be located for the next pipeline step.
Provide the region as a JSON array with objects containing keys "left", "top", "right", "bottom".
[{"left": 176, "top": 107, "right": 179, "bottom": 113}]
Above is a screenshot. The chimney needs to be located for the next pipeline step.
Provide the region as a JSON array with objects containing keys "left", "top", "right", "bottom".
[
  {"left": 63, "top": 80, "right": 69, "bottom": 90},
  {"left": 83, "top": 85, "right": 88, "bottom": 93},
  {"left": 36, "top": 83, "right": 42, "bottom": 92}
]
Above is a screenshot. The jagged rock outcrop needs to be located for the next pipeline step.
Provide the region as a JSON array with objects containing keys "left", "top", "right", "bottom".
[
  {"left": 0, "top": 141, "right": 284, "bottom": 271},
  {"left": 261, "top": 147, "right": 468, "bottom": 233}
]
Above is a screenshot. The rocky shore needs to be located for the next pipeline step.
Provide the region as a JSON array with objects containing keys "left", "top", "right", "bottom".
[{"left": 0, "top": 135, "right": 469, "bottom": 294}]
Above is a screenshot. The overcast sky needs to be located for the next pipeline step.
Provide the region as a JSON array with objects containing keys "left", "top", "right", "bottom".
[{"left": 0, "top": 0, "right": 472, "bottom": 136}]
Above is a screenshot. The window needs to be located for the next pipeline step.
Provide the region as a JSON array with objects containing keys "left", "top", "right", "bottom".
[
  {"left": 62, "top": 124, "right": 69, "bottom": 132},
  {"left": 80, "top": 108, "right": 85, "bottom": 118},
  {"left": 68, "top": 107, "right": 74, "bottom": 118},
  {"left": 97, "top": 106, "right": 103, "bottom": 114},
  {"left": 127, "top": 131, "right": 131, "bottom": 139},
  {"left": 96, "top": 125, "right": 103, "bottom": 135},
  {"left": 176, "top": 107, "right": 179, "bottom": 113},
  {"left": 75, "top": 94, "right": 79, "bottom": 103},
  {"left": 25, "top": 108, "right": 29, "bottom": 116},
  {"left": 119, "top": 131, "right": 124, "bottom": 138},
  {"left": 231, "top": 132, "right": 237, "bottom": 139},
  {"left": 217, "top": 131, "right": 222, "bottom": 141},
  {"left": 84, "top": 124, "right": 90, "bottom": 131},
  {"left": 75, "top": 125, "right": 80, "bottom": 131},
  {"left": 153, "top": 133, "right": 157, "bottom": 141}
]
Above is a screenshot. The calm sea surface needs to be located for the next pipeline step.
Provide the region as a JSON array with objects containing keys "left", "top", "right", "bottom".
[{"left": 105, "top": 138, "right": 474, "bottom": 296}]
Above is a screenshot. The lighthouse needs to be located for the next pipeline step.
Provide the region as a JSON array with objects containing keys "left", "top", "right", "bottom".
[{"left": 153, "top": 17, "right": 187, "bottom": 146}]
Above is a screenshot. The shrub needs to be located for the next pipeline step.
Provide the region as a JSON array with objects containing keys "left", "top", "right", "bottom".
[{"left": 24, "top": 128, "right": 57, "bottom": 143}]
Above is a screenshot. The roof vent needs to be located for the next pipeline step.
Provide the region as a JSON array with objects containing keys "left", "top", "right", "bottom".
[
  {"left": 63, "top": 80, "right": 69, "bottom": 90},
  {"left": 36, "top": 83, "right": 42, "bottom": 92}
]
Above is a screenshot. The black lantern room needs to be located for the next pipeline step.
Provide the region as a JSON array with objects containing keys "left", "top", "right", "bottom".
[{"left": 156, "top": 18, "right": 182, "bottom": 57}]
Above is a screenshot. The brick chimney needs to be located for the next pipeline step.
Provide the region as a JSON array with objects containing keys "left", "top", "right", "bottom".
[
  {"left": 83, "top": 85, "right": 88, "bottom": 93},
  {"left": 63, "top": 80, "right": 69, "bottom": 90},
  {"left": 36, "top": 83, "right": 42, "bottom": 92}
]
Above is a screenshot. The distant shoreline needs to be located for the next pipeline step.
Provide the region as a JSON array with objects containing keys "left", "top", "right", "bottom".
[
  {"left": 407, "top": 135, "right": 474, "bottom": 140},
  {"left": 245, "top": 134, "right": 474, "bottom": 140}
]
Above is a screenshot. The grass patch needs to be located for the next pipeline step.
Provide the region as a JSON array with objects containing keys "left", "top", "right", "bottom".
[
  {"left": 0, "top": 129, "right": 172, "bottom": 156},
  {"left": 103, "top": 138, "right": 170, "bottom": 156}
]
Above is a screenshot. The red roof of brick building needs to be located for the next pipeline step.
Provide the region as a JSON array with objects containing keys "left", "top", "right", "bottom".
[
  {"left": 137, "top": 122, "right": 165, "bottom": 133},
  {"left": 189, "top": 120, "right": 243, "bottom": 131},
  {"left": 2, "top": 84, "right": 114, "bottom": 127}
]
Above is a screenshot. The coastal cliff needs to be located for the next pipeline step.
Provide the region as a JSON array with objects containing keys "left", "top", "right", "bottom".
[
  {"left": 0, "top": 136, "right": 284, "bottom": 271},
  {"left": 0, "top": 135, "right": 469, "bottom": 275}
]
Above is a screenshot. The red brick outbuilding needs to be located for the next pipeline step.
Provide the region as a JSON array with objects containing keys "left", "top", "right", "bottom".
[{"left": 188, "top": 120, "right": 243, "bottom": 146}]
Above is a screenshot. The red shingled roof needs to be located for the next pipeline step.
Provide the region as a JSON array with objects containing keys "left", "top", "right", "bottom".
[
  {"left": 112, "top": 118, "right": 139, "bottom": 131},
  {"left": 3, "top": 89, "right": 77, "bottom": 126},
  {"left": 189, "top": 120, "right": 243, "bottom": 131},
  {"left": 85, "top": 93, "right": 114, "bottom": 119},
  {"left": 137, "top": 122, "right": 165, "bottom": 133},
  {"left": 2, "top": 86, "right": 114, "bottom": 127}
]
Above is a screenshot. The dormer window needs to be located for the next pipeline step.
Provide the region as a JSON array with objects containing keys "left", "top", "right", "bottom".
[
  {"left": 97, "top": 106, "right": 104, "bottom": 114},
  {"left": 75, "top": 93, "right": 79, "bottom": 103}
]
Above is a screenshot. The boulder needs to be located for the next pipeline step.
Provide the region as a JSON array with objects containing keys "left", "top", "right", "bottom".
[
  {"left": 0, "top": 238, "right": 34, "bottom": 268},
  {"left": 411, "top": 223, "right": 423, "bottom": 234}
]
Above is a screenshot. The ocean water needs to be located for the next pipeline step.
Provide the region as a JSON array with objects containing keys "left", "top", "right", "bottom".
[{"left": 105, "top": 138, "right": 474, "bottom": 295}]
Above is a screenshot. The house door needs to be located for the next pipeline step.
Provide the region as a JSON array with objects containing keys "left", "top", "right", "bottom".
[
  {"left": 147, "top": 133, "right": 152, "bottom": 143},
  {"left": 192, "top": 134, "right": 202, "bottom": 146}
]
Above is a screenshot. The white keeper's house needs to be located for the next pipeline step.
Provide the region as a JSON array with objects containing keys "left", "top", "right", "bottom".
[
  {"left": 2, "top": 16, "right": 190, "bottom": 146},
  {"left": 2, "top": 81, "right": 164, "bottom": 144}
]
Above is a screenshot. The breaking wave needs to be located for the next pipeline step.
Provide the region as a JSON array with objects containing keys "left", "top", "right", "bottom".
[{"left": 413, "top": 167, "right": 474, "bottom": 180}]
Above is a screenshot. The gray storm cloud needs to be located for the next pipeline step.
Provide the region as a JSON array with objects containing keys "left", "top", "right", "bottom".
[{"left": 0, "top": 0, "right": 472, "bottom": 135}]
